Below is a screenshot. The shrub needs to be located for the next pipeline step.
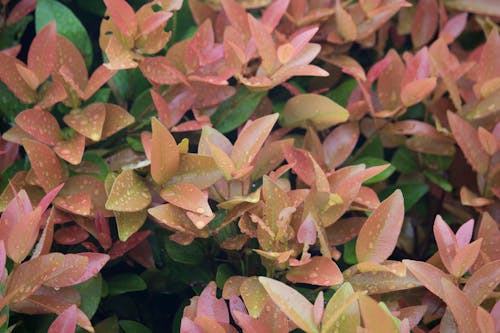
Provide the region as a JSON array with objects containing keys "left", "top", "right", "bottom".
[{"left": 0, "top": 0, "right": 498, "bottom": 332}]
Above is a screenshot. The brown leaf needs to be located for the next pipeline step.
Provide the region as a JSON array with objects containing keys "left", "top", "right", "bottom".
[
  {"left": 411, "top": 0, "right": 438, "bottom": 49},
  {"left": 63, "top": 103, "right": 106, "bottom": 141}
]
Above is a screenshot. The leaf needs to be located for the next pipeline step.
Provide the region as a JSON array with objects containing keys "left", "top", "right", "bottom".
[
  {"left": 391, "top": 146, "right": 419, "bottom": 174},
  {"left": 281, "top": 94, "right": 349, "bottom": 130},
  {"left": 151, "top": 118, "right": 179, "bottom": 184},
  {"left": 103, "top": 0, "right": 137, "bottom": 37},
  {"left": 433, "top": 215, "right": 457, "bottom": 274},
  {"left": 378, "top": 183, "right": 428, "bottom": 211},
  {"left": 411, "top": 0, "right": 438, "bottom": 49},
  {"left": 166, "top": 154, "right": 223, "bottom": 189},
  {"left": 107, "top": 274, "right": 147, "bottom": 296},
  {"left": 441, "top": 278, "right": 481, "bottom": 332},
  {"left": 451, "top": 239, "right": 482, "bottom": 277},
  {"left": 447, "top": 111, "right": 489, "bottom": 174},
  {"left": 4, "top": 253, "right": 64, "bottom": 305},
  {"left": 63, "top": 103, "right": 106, "bottom": 142},
  {"left": 464, "top": 260, "right": 500, "bottom": 304},
  {"left": 36, "top": 0, "right": 93, "bottom": 66},
  {"left": 286, "top": 257, "right": 343, "bottom": 286},
  {"left": 248, "top": 14, "right": 276, "bottom": 74},
  {"left": 237, "top": 277, "right": 267, "bottom": 318},
  {"left": 108, "top": 230, "right": 151, "bottom": 259},
  {"left": 197, "top": 281, "right": 230, "bottom": 324},
  {"left": 119, "top": 320, "right": 152, "bottom": 333},
  {"left": 358, "top": 295, "right": 398, "bottom": 333},
  {"left": 43, "top": 254, "right": 89, "bottom": 288},
  {"left": 356, "top": 190, "right": 404, "bottom": 263},
  {"left": 73, "top": 275, "right": 103, "bottom": 318},
  {"left": 352, "top": 158, "right": 395, "bottom": 184},
  {"left": 53, "top": 133, "right": 85, "bottom": 165},
  {"left": 161, "top": 183, "right": 212, "bottom": 217},
  {"left": 0, "top": 54, "right": 36, "bottom": 104},
  {"left": 28, "top": 21, "right": 57, "bottom": 84},
  {"left": 323, "top": 122, "right": 359, "bottom": 169},
  {"left": 212, "top": 87, "right": 266, "bottom": 133},
  {"left": 115, "top": 210, "right": 147, "bottom": 242},
  {"left": 231, "top": 113, "right": 279, "bottom": 169},
  {"left": 444, "top": 0, "right": 500, "bottom": 17},
  {"left": 335, "top": 0, "right": 357, "bottom": 42},
  {"left": 164, "top": 238, "right": 204, "bottom": 265},
  {"left": 403, "top": 259, "right": 450, "bottom": 299},
  {"left": 22, "top": 139, "right": 66, "bottom": 192},
  {"left": 101, "top": 103, "right": 135, "bottom": 139},
  {"left": 0, "top": 241, "right": 5, "bottom": 282},
  {"left": 105, "top": 170, "right": 151, "bottom": 212},
  {"left": 48, "top": 304, "right": 77, "bottom": 333},
  {"left": 258, "top": 277, "right": 319, "bottom": 333},
  {"left": 321, "top": 282, "right": 359, "bottom": 333},
  {"left": 400, "top": 78, "right": 437, "bottom": 107}
]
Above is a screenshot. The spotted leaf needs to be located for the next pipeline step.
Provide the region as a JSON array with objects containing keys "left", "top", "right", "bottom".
[{"left": 105, "top": 170, "right": 151, "bottom": 212}]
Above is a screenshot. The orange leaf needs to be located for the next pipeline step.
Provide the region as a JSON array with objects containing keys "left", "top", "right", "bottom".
[
  {"left": 322, "top": 282, "right": 360, "bottom": 333},
  {"left": 63, "top": 103, "right": 106, "bottom": 141},
  {"left": 358, "top": 295, "right": 398, "bottom": 332},
  {"left": 286, "top": 256, "right": 343, "bottom": 286},
  {"left": 403, "top": 259, "right": 450, "bottom": 299},
  {"left": 83, "top": 65, "right": 117, "bottom": 100},
  {"left": 0, "top": 54, "right": 36, "bottom": 103},
  {"left": 323, "top": 122, "right": 359, "bottom": 169},
  {"left": 22, "top": 139, "right": 66, "bottom": 192},
  {"left": 400, "top": 77, "right": 437, "bottom": 107},
  {"left": 165, "top": 154, "right": 223, "bottom": 190},
  {"left": 28, "top": 21, "right": 57, "bottom": 84},
  {"left": 15, "top": 107, "right": 62, "bottom": 146},
  {"left": 411, "top": 0, "right": 438, "bottom": 49},
  {"left": 103, "top": 0, "right": 137, "bottom": 37},
  {"left": 240, "top": 277, "right": 269, "bottom": 318},
  {"left": 160, "top": 183, "right": 212, "bottom": 217},
  {"left": 441, "top": 278, "right": 481, "bottom": 332},
  {"left": 463, "top": 260, "right": 500, "bottom": 305},
  {"left": 356, "top": 190, "right": 404, "bottom": 263},
  {"left": 101, "top": 103, "right": 134, "bottom": 139},
  {"left": 53, "top": 133, "right": 85, "bottom": 165},
  {"left": 43, "top": 254, "right": 88, "bottom": 288},
  {"left": 335, "top": 0, "right": 357, "bottom": 42},
  {"left": 151, "top": 89, "right": 171, "bottom": 128},
  {"left": 151, "top": 117, "right": 179, "bottom": 184},
  {"left": 48, "top": 304, "right": 77, "bottom": 333},
  {"left": 248, "top": 14, "right": 277, "bottom": 74}
]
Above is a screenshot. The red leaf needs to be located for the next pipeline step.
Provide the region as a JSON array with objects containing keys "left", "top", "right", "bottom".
[
  {"left": 151, "top": 90, "right": 171, "bottom": 128},
  {"left": 103, "top": 0, "right": 137, "bottom": 37},
  {"left": 48, "top": 304, "right": 77, "bottom": 333},
  {"left": 451, "top": 239, "right": 482, "bottom": 277},
  {"left": 15, "top": 107, "right": 62, "bottom": 146},
  {"left": 356, "top": 190, "right": 404, "bottom": 263},
  {"left": 151, "top": 117, "right": 179, "bottom": 184},
  {"left": 28, "top": 21, "right": 57, "bottom": 84},
  {"left": 95, "top": 212, "right": 112, "bottom": 250},
  {"left": 0, "top": 54, "right": 36, "bottom": 103},
  {"left": 404, "top": 259, "right": 450, "bottom": 299},
  {"left": 261, "top": 0, "right": 290, "bottom": 31},
  {"left": 286, "top": 256, "right": 343, "bottom": 286},
  {"left": 463, "top": 260, "right": 500, "bottom": 305},
  {"left": 221, "top": 0, "right": 250, "bottom": 35},
  {"left": 108, "top": 230, "right": 151, "bottom": 259},
  {"left": 411, "top": 0, "right": 438, "bottom": 48},
  {"left": 54, "top": 225, "right": 89, "bottom": 245},
  {"left": 83, "top": 65, "right": 117, "bottom": 100},
  {"left": 6, "top": 0, "right": 36, "bottom": 25},
  {"left": 139, "top": 57, "right": 188, "bottom": 85},
  {"left": 43, "top": 254, "right": 88, "bottom": 288},
  {"left": 433, "top": 215, "right": 457, "bottom": 274},
  {"left": 0, "top": 240, "right": 5, "bottom": 281}
]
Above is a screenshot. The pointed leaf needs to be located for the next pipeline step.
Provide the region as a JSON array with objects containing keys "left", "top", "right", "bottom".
[
  {"left": 433, "top": 215, "right": 457, "bottom": 274},
  {"left": 403, "top": 259, "right": 450, "bottom": 299},
  {"left": 258, "top": 277, "right": 319, "bottom": 333},
  {"left": 115, "top": 210, "right": 147, "bottom": 242},
  {"left": 63, "top": 103, "right": 106, "bottom": 141},
  {"left": 160, "top": 183, "right": 212, "bottom": 216},
  {"left": 411, "top": 0, "right": 438, "bottom": 48},
  {"left": 451, "top": 239, "right": 482, "bottom": 277},
  {"left": 323, "top": 122, "right": 359, "bottom": 169},
  {"left": 248, "top": 14, "right": 276, "bottom": 74},
  {"left": 336, "top": 0, "right": 357, "bottom": 42},
  {"left": 321, "top": 282, "right": 359, "bottom": 333},
  {"left": 400, "top": 78, "right": 436, "bottom": 107},
  {"left": 103, "top": 0, "right": 137, "bottom": 37},
  {"left": 463, "top": 260, "right": 500, "bottom": 305},
  {"left": 441, "top": 278, "right": 481, "bottom": 332},
  {"left": 197, "top": 281, "right": 229, "bottom": 323},
  {"left": 105, "top": 170, "right": 151, "bottom": 212},
  {"left": 165, "top": 154, "right": 223, "bottom": 189},
  {"left": 356, "top": 190, "right": 404, "bottom": 263},
  {"left": 48, "top": 304, "right": 77, "bottom": 333},
  {"left": 447, "top": 111, "right": 489, "bottom": 174},
  {"left": 29, "top": 21, "right": 57, "bottom": 83},
  {"left": 53, "top": 133, "right": 85, "bottom": 165},
  {"left": 240, "top": 277, "right": 269, "bottom": 318},
  {"left": 101, "top": 103, "right": 134, "bottom": 139},
  {"left": 151, "top": 117, "right": 179, "bottom": 184},
  {"left": 358, "top": 295, "right": 397, "bottom": 333}
]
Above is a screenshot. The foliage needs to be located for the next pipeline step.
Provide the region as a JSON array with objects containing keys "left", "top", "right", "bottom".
[{"left": 0, "top": 0, "right": 499, "bottom": 332}]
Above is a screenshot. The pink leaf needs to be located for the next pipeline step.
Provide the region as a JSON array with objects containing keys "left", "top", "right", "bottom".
[
  {"left": 6, "top": 0, "right": 36, "bottom": 25},
  {"left": 440, "top": 13, "right": 468, "bottom": 44},
  {"left": 48, "top": 304, "right": 77, "bottom": 333},
  {"left": 103, "top": 0, "right": 137, "bottom": 37},
  {"left": 323, "top": 122, "right": 359, "bottom": 169},
  {"left": 297, "top": 214, "right": 317, "bottom": 245},
  {"left": 248, "top": 14, "right": 277, "bottom": 74},
  {"left": 28, "top": 21, "right": 57, "bottom": 84},
  {"left": 433, "top": 215, "right": 457, "bottom": 274},
  {"left": 456, "top": 219, "right": 474, "bottom": 248},
  {"left": 286, "top": 256, "right": 343, "bottom": 286},
  {"left": 197, "top": 282, "right": 229, "bottom": 323}
]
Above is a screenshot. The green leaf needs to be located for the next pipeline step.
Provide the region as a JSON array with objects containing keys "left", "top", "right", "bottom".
[
  {"left": 379, "top": 183, "right": 429, "bottom": 211},
  {"left": 0, "top": 16, "right": 32, "bottom": 51},
  {"left": 0, "top": 81, "right": 26, "bottom": 122},
  {"left": 325, "top": 78, "right": 357, "bottom": 107},
  {"left": 355, "top": 136, "right": 384, "bottom": 160},
  {"left": 81, "top": 153, "right": 109, "bottom": 181},
  {"left": 212, "top": 87, "right": 266, "bottom": 133},
  {"left": 119, "top": 320, "right": 152, "bottom": 333},
  {"left": 352, "top": 157, "right": 395, "bottom": 184},
  {"left": 168, "top": 0, "right": 196, "bottom": 45},
  {"left": 216, "top": 264, "right": 234, "bottom": 290},
  {"left": 95, "top": 316, "right": 120, "bottom": 333},
  {"left": 164, "top": 238, "right": 204, "bottom": 265},
  {"left": 86, "top": 88, "right": 111, "bottom": 104},
  {"left": 391, "top": 146, "right": 419, "bottom": 174},
  {"left": 106, "top": 274, "right": 147, "bottom": 296},
  {"left": 35, "top": 0, "right": 93, "bottom": 67},
  {"left": 422, "top": 154, "right": 454, "bottom": 171},
  {"left": 126, "top": 137, "right": 145, "bottom": 152},
  {"left": 423, "top": 170, "right": 452, "bottom": 192},
  {"left": 343, "top": 238, "right": 358, "bottom": 265},
  {"left": 73, "top": 275, "right": 103, "bottom": 318},
  {"left": 130, "top": 89, "right": 154, "bottom": 118}
]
